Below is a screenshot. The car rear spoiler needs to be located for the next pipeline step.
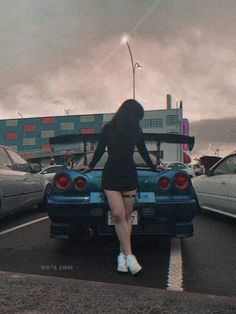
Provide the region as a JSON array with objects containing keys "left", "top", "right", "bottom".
[{"left": 49, "top": 133, "right": 194, "bottom": 164}]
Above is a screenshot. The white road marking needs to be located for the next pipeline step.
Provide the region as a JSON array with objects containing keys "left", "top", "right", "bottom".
[
  {"left": 0, "top": 216, "right": 48, "bottom": 236},
  {"left": 167, "top": 238, "right": 183, "bottom": 291}
]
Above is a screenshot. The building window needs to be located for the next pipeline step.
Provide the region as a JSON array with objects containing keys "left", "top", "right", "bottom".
[
  {"left": 5, "top": 132, "right": 17, "bottom": 140},
  {"left": 141, "top": 118, "right": 163, "bottom": 128},
  {"left": 41, "top": 117, "right": 55, "bottom": 124},
  {"left": 41, "top": 130, "right": 55, "bottom": 138},
  {"left": 23, "top": 138, "right": 36, "bottom": 146},
  {"left": 60, "top": 122, "right": 74, "bottom": 130},
  {"left": 166, "top": 115, "right": 178, "bottom": 125},
  {"left": 6, "top": 120, "right": 18, "bottom": 126},
  {"left": 80, "top": 115, "right": 95, "bottom": 123},
  {"left": 24, "top": 124, "right": 36, "bottom": 132}
]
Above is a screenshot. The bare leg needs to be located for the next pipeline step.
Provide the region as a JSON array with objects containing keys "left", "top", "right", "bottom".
[
  {"left": 120, "top": 190, "right": 137, "bottom": 253},
  {"left": 105, "top": 190, "right": 132, "bottom": 256}
]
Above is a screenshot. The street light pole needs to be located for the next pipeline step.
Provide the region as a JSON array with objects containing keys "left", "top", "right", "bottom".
[
  {"left": 125, "top": 41, "right": 135, "bottom": 99},
  {"left": 122, "top": 36, "right": 141, "bottom": 100},
  {"left": 16, "top": 111, "right": 23, "bottom": 118},
  {"left": 63, "top": 109, "right": 70, "bottom": 115}
]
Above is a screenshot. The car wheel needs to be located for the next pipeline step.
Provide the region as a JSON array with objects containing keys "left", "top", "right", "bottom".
[{"left": 38, "top": 184, "right": 51, "bottom": 212}]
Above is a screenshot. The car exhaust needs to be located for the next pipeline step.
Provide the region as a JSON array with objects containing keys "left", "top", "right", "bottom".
[{"left": 73, "top": 224, "right": 95, "bottom": 241}]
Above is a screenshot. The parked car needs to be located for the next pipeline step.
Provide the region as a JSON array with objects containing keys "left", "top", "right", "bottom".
[
  {"left": 165, "top": 162, "right": 196, "bottom": 178},
  {"left": 39, "top": 164, "right": 64, "bottom": 183},
  {"left": 199, "top": 155, "right": 222, "bottom": 172},
  {"left": 192, "top": 153, "right": 236, "bottom": 218},
  {"left": 0, "top": 145, "right": 51, "bottom": 218},
  {"left": 192, "top": 163, "right": 204, "bottom": 176},
  {"left": 47, "top": 133, "right": 197, "bottom": 240}
]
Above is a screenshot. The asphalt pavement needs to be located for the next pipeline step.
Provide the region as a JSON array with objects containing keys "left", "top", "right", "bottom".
[{"left": 1, "top": 271, "right": 236, "bottom": 314}]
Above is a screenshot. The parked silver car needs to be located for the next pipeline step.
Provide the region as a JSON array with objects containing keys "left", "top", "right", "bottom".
[
  {"left": 39, "top": 164, "right": 64, "bottom": 183},
  {"left": 192, "top": 153, "right": 236, "bottom": 218},
  {"left": 0, "top": 145, "right": 51, "bottom": 218}
]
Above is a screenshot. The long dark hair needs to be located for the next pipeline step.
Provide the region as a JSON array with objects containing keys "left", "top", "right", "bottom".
[{"left": 109, "top": 99, "right": 144, "bottom": 139}]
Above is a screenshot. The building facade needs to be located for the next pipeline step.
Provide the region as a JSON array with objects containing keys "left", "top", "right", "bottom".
[{"left": 0, "top": 96, "right": 190, "bottom": 164}]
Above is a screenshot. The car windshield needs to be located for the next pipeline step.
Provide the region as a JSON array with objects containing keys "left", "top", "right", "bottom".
[{"left": 75, "top": 152, "right": 158, "bottom": 169}]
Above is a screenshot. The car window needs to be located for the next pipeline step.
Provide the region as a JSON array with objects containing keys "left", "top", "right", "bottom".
[
  {"left": 177, "top": 164, "right": 186, "bottom": 170},
  {"left": 167, "top": 163, "right": 176, "bottom": 168},
  {"left": 75, "top": 152, "right": 157, "bottom": 168},
  {"left": 213, "top": 155, "right": 236, "bottom": 175},
  {"left": 0, "top": 147, "right": 14, "bottom": 170},
  {"left": 168, "top": 163, "right": 185, "bottom": 169},
  {"left": 7, "top": 149, "right": 32, "bottom": 172}
]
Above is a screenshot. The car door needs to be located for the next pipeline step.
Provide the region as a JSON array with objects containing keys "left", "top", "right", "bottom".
[
  {"left": 6, "top": 149, "right": 44, "bottom": 207},
  {"left": 0, "top": 146, "right": 25, "bottom": 213},
  {"left": 224, "top": 155, "right": 236, "bottom": 216},
  {"left": 195, "top": 155, "right": 235, "bottom": 212}
]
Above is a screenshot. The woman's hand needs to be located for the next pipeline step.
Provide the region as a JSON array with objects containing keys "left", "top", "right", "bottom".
[
  {"left": 74, "top": 165, "right": 91, "bottom": 173},
  {"left": 156, "top": 164, "right": 165, "bottom": 171}
]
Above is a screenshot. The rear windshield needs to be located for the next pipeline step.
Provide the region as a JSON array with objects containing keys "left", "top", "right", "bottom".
[{"left": 75, "top": 152, "right": 157, "bottom": 169}]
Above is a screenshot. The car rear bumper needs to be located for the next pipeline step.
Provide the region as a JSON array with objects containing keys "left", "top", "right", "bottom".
[
  {"left": 48, "top": 197, "right": 197, "bottom": 239},
  {"left": 50, "top": 221, "right": 194, "bottom": 239}
]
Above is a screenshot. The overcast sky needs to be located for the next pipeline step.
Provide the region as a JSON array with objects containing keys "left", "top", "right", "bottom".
[{"left": 0, "top": 0, "right": 236, "bottom": 155}]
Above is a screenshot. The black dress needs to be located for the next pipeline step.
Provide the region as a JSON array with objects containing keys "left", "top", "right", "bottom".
[{"left": 88, "top": 123, "right": 156, "bottom": 191}]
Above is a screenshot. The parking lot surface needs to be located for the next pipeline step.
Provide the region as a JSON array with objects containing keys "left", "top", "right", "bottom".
[{"left": 1, "top": 271, "right": 236, "bottom": 314}]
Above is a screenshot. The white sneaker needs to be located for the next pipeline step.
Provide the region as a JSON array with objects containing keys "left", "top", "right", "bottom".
[
  {"left": 117, "top": 252, "right": 128, "bottom": 272},
  {"left": 126, "top": 255, "right": 142, "bottom": 275}
]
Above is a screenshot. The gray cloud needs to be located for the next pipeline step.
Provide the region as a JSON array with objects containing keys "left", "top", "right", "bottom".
[
  {"left": 190, "top": 117, "right": 236, "bottom": 157},
  {"left": 0, "top": 0, "right": 235, "bottom": 122}
]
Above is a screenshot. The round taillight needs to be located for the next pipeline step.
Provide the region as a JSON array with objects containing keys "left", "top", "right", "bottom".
[
  {"left": 158, "top": 177, "right": 170, "bottom": 190},
  {"left": 55, "top": 174, "right": 71, "bottom": 190},
  {"left": 174, "top": 173, "right": 189, "bottom": 189},
  {"left": 75, "top": 176, "right": 87, "bottom": 191}
]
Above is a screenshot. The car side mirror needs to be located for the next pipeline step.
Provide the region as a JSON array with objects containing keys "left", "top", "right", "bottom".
[
  {"left": 31, "top": 163, "right": 41, "bottom": 173},
  {"left": 205, "top": 169, "right": 213, "bottom": 176}
]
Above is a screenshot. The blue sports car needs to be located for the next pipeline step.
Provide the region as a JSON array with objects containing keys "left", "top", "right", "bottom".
[{"left": 48, "top": 133, "right": 197, "bottom": 240}]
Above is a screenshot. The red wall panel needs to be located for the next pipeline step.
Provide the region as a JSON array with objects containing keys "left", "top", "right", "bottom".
[
  {"left": 24, "top": 124, "right": 36, "bottom": 132},
  {"left": 41, "top": 144, "right": 52, "bottom": 151},
  {"left": 5, "top": 132, "right": 17, "bottom": 140},
  {"left": 80, "top": 128, "right": 96, "bottom": 134},
  {"left": 41, "top": 117, "right": 55, "bottom": 124}
]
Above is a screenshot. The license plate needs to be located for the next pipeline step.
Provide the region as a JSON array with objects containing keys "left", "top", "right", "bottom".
[{"left": 107, "top": 210, "right": 138, "bottom": 225}]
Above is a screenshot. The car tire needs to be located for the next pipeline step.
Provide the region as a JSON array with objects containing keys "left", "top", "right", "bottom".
[{"left": 38, "top": 184, "right": 51, "bottom": 212}]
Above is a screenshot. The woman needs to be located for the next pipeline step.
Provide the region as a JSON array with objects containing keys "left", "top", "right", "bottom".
[{"left": 79, "top": 99, "right": 158, "bottom": 275}]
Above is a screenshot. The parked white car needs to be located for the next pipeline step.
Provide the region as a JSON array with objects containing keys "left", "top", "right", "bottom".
[
  {"left": 39, "top": 165, "right": 64, "bottom": 183},
  {"left": 0, "top": 145, "right": 51, "bottom": 218},
  {"left": 165, "top": 162, "right": 195, "bottom": 178},
  {"left": 192, "top": 153, "right": 236, "bottom": 218}
]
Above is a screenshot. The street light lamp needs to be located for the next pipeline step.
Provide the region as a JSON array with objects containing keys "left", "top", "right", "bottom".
[
  {"left": 122, "top": 35, "right": 141, "bottom": 99},
  {"left": 227, "top": 129, "right": 236, "bottom": 133}
]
